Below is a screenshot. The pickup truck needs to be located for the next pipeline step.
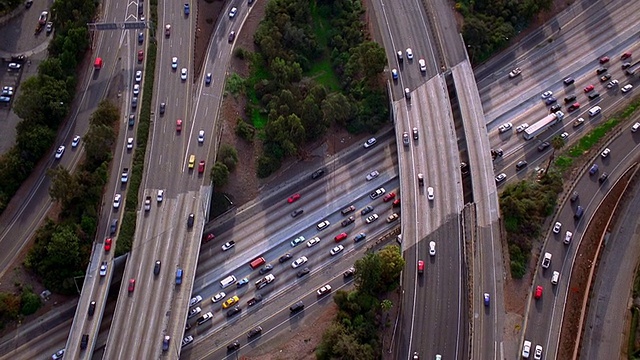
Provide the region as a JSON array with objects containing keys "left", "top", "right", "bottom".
[
  {"left": 144, "top": 196, "right": 151, "bottom": 211},
  {"left": 121, "top": 168, "right": 129, "bottom": 183},
  {"left": 255, "top": 274, "right": 275, "bottom": 289},
  {"left": 541, "top": 252, "right": 552, "bottom": 269}
]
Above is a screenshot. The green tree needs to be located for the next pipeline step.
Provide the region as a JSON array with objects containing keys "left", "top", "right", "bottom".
[
  {"left": 83, "top": 124, "right": 115, "bottom": 168},
  {"left": 90, "top": 101, "right": 119, "bottom": 127},
  {"left": 354, "top": 252, "right": 383, "bottom": 295},
  {"left": 235, "top": 119, "right": 255, "bottom": 142},
  {"left": 15, "top": 122, "right": 56, "bottom": 161},
  {"left": 219, "top": 144, "right": 239, "bottom": 171},
  {"left": 0, "top": 292, "right": 21, "bottom": 321},
  {"left": 20, "top": 287, "right": 42, "bottom": 316},
  {"left": 377, "top": 245, "right": 405, "bottom": 292},
  {"left": 265, "top": 114, "right": 305, "bottom": 156},
  {"left": 47, "top": 165, "right": 78, "bottom": 209},
  {"left": 211, "top": 162, "right": 229, "bottom": 187},
  {"left": 321, "top": 92, "right": 353, "bottom": 126}
]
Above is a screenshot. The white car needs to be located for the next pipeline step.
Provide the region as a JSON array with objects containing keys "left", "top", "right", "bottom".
[
  {"left": 55, "top": 145, "right": 65, "bottom": 159},
  {"left": 7, "top": 63, "right": 21, "bottom": 70},
  {"left": 181, "top": 68, "right": 187, "bottom": 80},
  {"left": 541, "top": 91, "right": 553, "bottom": 99},
  {"left": 606, "top": 79, "right": 619, "bottom": 89},
  {"left": 52, "top": 349, "right": 65, "bottom": 360},
  {"left": 573, "top": 117, "right": 585, "bottom": 127},
  {"left": 418, "top": 59, "right": 426, "bottom": 72},
  {"left": 552, "top": 221, "right": 561, "bottom": 234},
  {"left": 508, "top": 67, "right": 521, "bottom": 78},
  {"left": 171, "top": 57, "right": 178, "bottom": 69},
  {"left": 306, "top": 237, "right": 321, "bottom": 247},
  {"left": 622, "top": 84, "right": 634, "bottom": 93},
  {"left": 363, "top": 137, "right": 377, "bottom": 148},
  {"left": 317, "top": 284, "right": 332, "bottom": 296},
  {"left": 157, "top": 189, "right": 164, "bottom": 202},
  {"left": 212, "top": 292, "right": 226, "bottom": 303},
  {"left": 291, "top": 256, "right": 308, "bottom": 268},
  {"left": 133, "top": 84, "right": 140, "bottom": 95},
  {"left": 221, "top": 241, "right": 235, "bottom": 251},
  {"left": 188, "top": 306, "right": 201, "bottom": 318},
  {"left": 427, "top": 187, "right": 434, "bottom": 201},
  {"left": 229, "top": 7, "right": 237, "bottom": 17},
  {"left": 564, "top": 231, "right": 573, "bottom": 244},
  {"left": 330, "top": 245, "right": 344, "bottom": 256},
  {"left": 429, "top": 241, "right": 436, "bottom": 256},
  {"left": 516, "top": 123, "right": 529, "bottom": 133},
  {"left": 181, "top": 335, "right": 194, "bottom": 347},
  {"left": 601, "top": 148, "right": 610, "bottom": 158},
  {"left": 498, "top": 122, "right": 512, "bottom": 133},
  {"left": 365, "top": 214, "right": 379, "bottom": 224},
  {"left": 316, "top": 220, "right": 330, "bottom": 231},
  {"left": 113, "top": 194, "right": 122, "bottom": 208},
  {"left": 534, "top": 345, "right": 543, "bottom": 360},
  {"left": 189, "top": 295, "right": 203, "bottom": 307},
  {"left": 366, "top": 170, "right": 379, "bottom": 181},
  {"left": 522, "top": 340, "right": 531, "bottom": 358},
  {"left": 71, "top": 136, "right": 80, "bottom": 148},
  {"left": 495, "top": 173, "right": 507, "bottom": 183},
  {"left": 560, "top": 132, "right": 569, "bottom": 140},
  {"left": 198, "top": 130, "right": 205, "bottom": 143},
  {"left": 99, "top": 262, "right": 107, "bottom": 276},
  {"left": 135, "top": 70, "right": 142, "bottom": 82},
  {"left": 405, "top": 48, "right": 413, "bottom": 60},
  {"left": 127, "top": 137, "right": 134, "bottom": 149}
]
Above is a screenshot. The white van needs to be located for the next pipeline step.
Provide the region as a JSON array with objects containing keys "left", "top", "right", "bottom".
[
  {"left": 588, "top": 106, "right": 601, "bottom": 117},
  {"left": 220, "top": 275, "right": 237, "bottom": 289},
  {"left": 551, "top": 271, "right": 560, "bottom": 285}
]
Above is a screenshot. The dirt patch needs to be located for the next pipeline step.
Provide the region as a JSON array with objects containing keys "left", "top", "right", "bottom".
[{"left": 243, "top": 305, "right": 337, "bottom": 360}]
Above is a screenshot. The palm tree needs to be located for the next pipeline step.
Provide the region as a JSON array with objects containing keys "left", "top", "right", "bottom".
[{"left": 544, "top": 136, "right": 565, "bottom": 176}]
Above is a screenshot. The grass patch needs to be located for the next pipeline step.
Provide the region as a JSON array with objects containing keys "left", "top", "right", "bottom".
[
  {"left": 567, "top": 119, "right": 619, "bottom": 157},
  {"left": 244, "top": 54, "right": 270, "bottom": 129},
  {"left": 554, "top": 155, "right": 573, "bottom": 172},
  {"left": 308, "top": 3, "right": 341, "bottom": 91}
]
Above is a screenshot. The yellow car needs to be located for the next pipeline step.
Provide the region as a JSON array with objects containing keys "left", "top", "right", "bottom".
[
  {"left": 188, "top": 154, "right": 195, "bottom": 169},
  {"left": 222, "top": 295, "right": 239, "bottom": 309}
]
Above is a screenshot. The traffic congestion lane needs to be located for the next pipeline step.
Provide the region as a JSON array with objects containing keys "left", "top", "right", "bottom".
[{"left": 521, "top": 122, "right": 640, "bottom": 358}]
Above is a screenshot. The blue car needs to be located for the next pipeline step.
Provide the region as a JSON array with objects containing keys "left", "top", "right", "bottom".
[
  {"left": 184, "top": 3, "right": 190, "bottom": 15},
  {"left": 237, "top": 277, "right": 249, "bottom": 288},
  {"left": 391, "top": 68, "right": 398, "bottom": 80},
  {"left": 483, "top": 293, "right": 490, "bottom": 306}
]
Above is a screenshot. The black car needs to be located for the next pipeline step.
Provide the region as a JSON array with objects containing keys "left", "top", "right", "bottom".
[
  {"left": 343, "top": 267, "right": 356, "bottom": 278},
  {"left": 588, "top": 92, "right": 600, "bottom": 100},
  {"left": 563, "top": 77, "right": 575, "bottom": 85},
  {"left": 545, "top": 97, "right": 557, "bottom": 105},
  {"left": 138, "top": 32, "right": 144, "bottom": 44},
  {"left": 187, "top": 213, "right": 194, "bottom": 228},
  {"left": 550, "top": 104, "right": 561, "bottom": 112},
  {"left": 227, "top": 306, "right": 241, "bottom": 317},
  {"left": 341, "top": 216, "right": 355, "bottom": 227},
  {"left": 227, "top": 341, "right": 240, "bottom": 351},
  {"left": 564, "top": 94, "right": 577, "bottom": 103},
  {"left": 128, "top": 114, "right": 135, "bottom": 127},
  {"left": 599, "top": 173, "right": 608, "bottom": 184},
  {"left": 159, "top": 102, "right": 166, "bottom": 114},
  {"left": 88, "top": 301, "right": 96, "bottom": 316},
  {"left": 81, "top": 334, "right": 89, "bottom": 349},
  {"left": 311, "top": 168, "right": 325, "bottom": 179},
  {"left": 290, "top": 209, "right": 303, "bottom": 218},
  {"left": 289, "top": 301, "right": 305, "bottom": 313},
  {"left": 537, "top": 142, "right": 550, "bottom": 152},
  {"left": 515, "top": 160, "right": 528, "bottom": 171},
  {"left": 361, "top": 206, "right": 374, "bottom": 216},
  {"left": 247, "top": 326, "right": 263, "bottom": 338},
  {"left": 596, "top": 67, "right": 607, "bottom": 74},
  {"left": 247, "top": 294, "right": 263, "bottom": 306},
  {"left": 296, "top": 267, "right": 310, "bottom": 278},
  {"left": 279, "top": 253, "right": 292, "bottom": 263},
  {"left": 228, "top": 31, "right": 236, "bottom": 43},
  {"left": 570, "top": 191, "right": 579, "bottom": 202},
  {"left": 259, "top": 264, "right": 273, "bottom": 275},
  {"left": 154, "top": 260, "right": 161, "bottom": 275}
]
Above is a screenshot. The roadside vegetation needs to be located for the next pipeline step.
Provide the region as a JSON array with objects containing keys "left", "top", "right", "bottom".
[
  {"left": 0, "top": 0, "right": 96, "bottom": 215},
  {"left": 500, "top": 97, "right": 640, "bottom": 278},
  {"left": 0, "top": 0, "right": 21, "bottom": 15},
  {"left": 316, "top": 245, "right": 404, "bottom": 359},
  {"left": 628, "top": 263, "right": 640, "bottom": 357},
  {"left": 456, "top": 0, "right": 553, "bottom": 64},
  {"left": 0, "top": 285, "right": 42, "bottom": 329},
  {"left": 228, "top": 0, "right": 388, "bottom": 178}
]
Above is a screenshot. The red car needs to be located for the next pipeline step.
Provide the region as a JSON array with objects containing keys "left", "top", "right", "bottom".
[
  {"left": 334, "top": 232, "right": 348, "bottom": 242},
  {"left": 288, "top": 193, "right": 301, "bottom": 203},
  {"left": 137, "top": 50, "right": 144, "bottom": 62},
  {"left": 599, "top": 56, "right": 609, "bottom": 64},
  {"left": 198, "top": 160, "right": 205, "bottom": 173},
  {"left": 176, "top": 119, "right": 182, "bottom": 131},
  {"left": 534, "top": 285, "right": 543, "bottom": 299},
  {"left": 418, "top": 260, "right": 424, "bottom": 274},
  {"left": 583, "top": 84, "right": 594, "bottom": 93},
  {"left": 393, "top": 198, "right": 401, "bottom": 207},
  {"left": 128, "top": 279, "right": 136, "bottom": 293},
  {"left": 621, "top": 52, "right": 632, "bottom": 60},
  {"left": 568, "top": 102, "right": 580, "bottom": 112},
  {"left": 203, "top": 233, "right": 215, "bottom": 243},
  {"left": 104, "top": 238, "right": 112, "bottom": 252},
  {"left": 383, "top": 192, "right": 396, "bottom": 202}
]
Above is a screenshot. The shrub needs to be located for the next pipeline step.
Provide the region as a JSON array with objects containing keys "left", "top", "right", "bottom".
[
  {"left": 219, "top": 144, "right": 239, "bottom": 171},
  {"left": 235, "top": 119, "right": 255, "bottom": 142}
]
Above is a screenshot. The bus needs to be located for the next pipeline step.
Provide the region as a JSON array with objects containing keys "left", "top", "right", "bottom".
[
  {"left": 523, "top": 111, "right": 564, "bottom": 140},
  {"left": 249, "top": 256, "right": 266, "bottom": 269}
]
